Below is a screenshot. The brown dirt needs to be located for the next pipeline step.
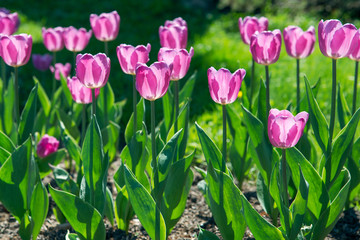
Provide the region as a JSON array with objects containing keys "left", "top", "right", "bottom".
[{"left": 0, "top": 163, "right": 359, "bottom": 240}]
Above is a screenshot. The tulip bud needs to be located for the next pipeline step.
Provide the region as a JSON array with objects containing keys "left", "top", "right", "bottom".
[
  {"left": 32, "top": 53, "right": 53, "bottom": 71},
  {"left": 36, "top": 134, "right": 59, "bottom": 158},
  {"left": 0, "top": 11, "right": 20, "bottom": 35},
  {"left": 90, "top": 11, "right": 120, "bottom": 42},
  {"left": 238, "top": 16, "right": 268, "bottom": 45},
  {"left": 135, "top": 62, "right": 171, "bottom": 101},
  {"left": 42, "top": 27, "right": 64, "bottom": 52},
  {"left": 159, "top": 17, "right": 188, "bottom": 49},
  {"left": 283, "top": 26, "right": 316, "bottom": 59},
  {"left": 117, "top": 43, "right": 151, "bottom": 75},
  {"left": 67, "top": 76, "right": 99, "bottom": 104},
  {"left": 250, "top": 30, "right": 282, "bottom": 65},
  {"left": 268, "top": 109, "right": 309, "bottom": 149},
  {"left": 318, "top": 19, "right": 358, "bottom": 59},
  {"left": 50, "top": 63, "right": 71, "bottom": 81},
  {"left": 76, "top": 53, "right": 110, "bottom": 89},
  {"left": 63, "top": 26, "right": 92, "bottom": 52},
  {"left": 208, "top": 67, "right": 246, "bottom": 105},
  {"left": 158, "top": 47, "right": 194, "bottom": 80},
  {"left": 0, "top": 34, "right": 32, "bottom": 67}
]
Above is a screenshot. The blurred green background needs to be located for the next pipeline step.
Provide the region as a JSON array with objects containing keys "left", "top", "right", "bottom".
[{"left": 3, "top": 0, "right": 360, "bottom": 154}]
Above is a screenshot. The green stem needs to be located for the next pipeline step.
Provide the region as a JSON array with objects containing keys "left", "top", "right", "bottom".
[
  {"left": 81, "top": 104, "right": 86, "bottom": 145},
  {"left": 151, "top": 100, "right": 160, "bottom": 240},
  {"left": 296, "top": 59, "right": 300, "bottom": 113},
  {"left": 281, "top": 149, "right": 289, "bottom": 208},
  {"left": 174, "top": 81, "right": 179, "bottom": 134},
  {"left": 222, "top": 104, "right": 227, "bottom": 172},
  {"left": 92, "top": 88, "right": 96, "bottom": 117},
  {"left": 265, "top": 65, "right": 270, "bottom": 114},
  {"left": 14, "top": 67, "right": 19, "bottom": 126},
  {"left": 104, "top": 41, "right": 109, "bottom": 56},
  {"left": 249, "top": 58, "right": 255, "bottom": 110},
  {"left": 73, "top": 51, "right": 77, "bottom": 76},
  {"left": 353, "top": 61, "right": 359, "bottom": 115},
  {"left": 133, "top": 75, "right": 137, "bottom": 134},
  {"left": 1, "top": 58, "right": 6, "bottom": 92},
  {"left": 51, "top": 52, "right": 57, "bottom": 101}
]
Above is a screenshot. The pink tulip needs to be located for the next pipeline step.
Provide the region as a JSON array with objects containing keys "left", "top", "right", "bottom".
[
  {"left": 67, "top": 76, "right": 100, "bottom": 104},
  {"left": 63, "top": 26, "right": 92, "bottom": 52},
  {"left": 318, "top": 19, "right": 358, "bottom": 59},
  {"left": 0, "top": 34, "right": 32, "bottom": 67},
  {"left": 0, "top": 11, "right": 19, "bottom": 35},
  {"left": 42, "top": 27, "right": 64, "bottom": 52},
  {"left": 250, "top": 30, "right": 282, "bottom": 65},
  {"left": 283, "top": 26, "right": 316, "bottom": 59},
  {"left": 158, "top": 47, "right": 194, "bottom": 80},
  {"left": 348, "top": 29, "right": 360, "bottom": 61},
  {"left": 32, "top": 53, "right": 52, "bottom": 71},
  {"left": 90, "top": 11, "right": 120, "bottom": 42},
  {"left": 50, "top": 63, "right": 71, "bottom": 81},
  {"left": 36, "top": 134, "right": 59, "bottom": 158},
  {"left": 135, "top": 62, "right": 171, "bottom": 101},
  {"left": 208, "top": 67, "right": 246, "bottom": 105},
  {"left": 159, "top": 17, "right": 188, "bottom": 49},
  {"left": 76, "top": 53, "right": 110, "bottom": 89},
  {"left": 238, "top": 16, "right": 268, "bottom": 45},
  {"left": 268, "top": 109, "right": 309, "bottom": 149},
  {"left": 117, "top": 43, "right": 151, "bottom": 75}
]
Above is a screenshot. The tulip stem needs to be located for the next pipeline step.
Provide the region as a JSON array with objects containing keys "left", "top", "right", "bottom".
[
  {"left": 151, "top": 100, "right": 160, "bottom": 240},
  {"left": 265, "top": 65, "right": 270, "bottom": 114},
  {"left": 296, "top": 59, "right": 300, "bottom": 113},
  {"left": 81, "top": 104, "right": 86, "bottom": 145},
  {"left": 51, "top": 52, "right": 57, "bottom": 101},
  {"left": 353, "top": 61, "right": 359, "bottom": 115},
  {"left": 92, "top": 88, "right": 96, "bottom": 116},
  {"left": 249, "top": 58, "right": 255, "bottom": 110},
  {"left": 281, "top": 149, "right": 289, "bottom": 208},
  {"left": 222, "top": 104, "right": 227, "bottom": 171},
  {"left": 174, "top": 81, "right": 179, "bottom": 133},
  {"left": 133, "top": 75, "right": 137, "bottom": 134},
  {"left": 1, "top": 59, "right": 6, "bottom": 92},
  {"left": 104, "top": 41, "right": 108, "bottom": 56},
  {"left": 73, "top": 51, "right": 77, "bottom": 76},
  {"left": 14, "top": 67, "right": 19, "bottom": 127}
]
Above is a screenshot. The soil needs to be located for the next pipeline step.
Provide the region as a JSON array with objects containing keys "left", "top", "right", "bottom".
[{"left": 0, "top": 162, "right": 359, "bottom": 240}]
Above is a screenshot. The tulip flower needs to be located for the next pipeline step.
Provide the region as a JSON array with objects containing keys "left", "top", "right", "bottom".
[
  {"left": 347, "top": 30, "right": 360, "bottom": 114},
  {"left": 268, "top": 109, "right": 309, "bottom": 207},
  {"left": 36, "top": 134, "right": 60, "bottom": 158},
  {"left": 159, "top": 17, "right": 188, "bottom": 49},
  {"left": 42, "top": 27, "right": 64, "bottom": 52},
  {"left": 283, "top": 25, "right": 316, "bottom": 112},
  {"left": 50, "top": 63, "right": 71, "bottom": 80},
  {"left": 238, "top": 16, "right": 268, "bottom": 45},
  {"left": 76, "top": 53, "right": 110, "bottom": 116},
  {"left": 0, "top": 11, "right": 20, "bottom": 35},
  {"left": 250, "top": 29, "right": 282, "bottom": 114},
  {"left": 63, "top": 26, "right": 92, "bottom": 53},
  {"left": 32, "top": 53, "right": 52, "bottom": 71},
  {"left": 67, "top": 76, "right": 99, "bottom": 104},
  {"left": 117, "top": 43, "right": 151, "bottom": 133},
  {"left": 0, "top": 34, "right": 32, "bottom": 127},
  {"left": 90, "top": 10, "right": 120, "bottom": 46}
]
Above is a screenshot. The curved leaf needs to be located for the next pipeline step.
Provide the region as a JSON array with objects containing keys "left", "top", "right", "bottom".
[{"left": 30, "top": 181, "right": 49, "bottom": 240}]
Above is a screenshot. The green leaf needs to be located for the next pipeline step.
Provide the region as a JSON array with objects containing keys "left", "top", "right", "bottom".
[
  {"left": 57, "top": 109, "right": 80, "bottom": 141},
  {"left": 179, "top": 71, "right": 196, "bottom": 103},
  {"left": 124, "top": 165, "right": 167, "bottom": 240},
  {"left": 198, "top": 227, "right": 220, "bottom": 240},
  {"left": 18, "top": 84, "right": 38, "bottom": 144},
  {"left": 60, "top": 73, "right": 73, "bottom": 107},
  {"left": 0, "top": 147, "right": 10, "bottom": 166},
  {"left": 52, "top": 166, "right": 79, "bottom": 195},
  {"left": 162, "top": 86, "right": 174, "bottom": 134},
  {"left": 257, "top": 79, "right": 267, "bottom": 126},
  {"left": 125, "top": 97, "right": 145, "bottom": 144},
  {"left": 33, "top": 77, "right": 51, "bottom": 117},
  {"left": 305, "top": 76, "right": 329, "bottom": 155},
  {"left": 96, "top": 83, "right": 115, "bottom": 128},
  {"left": 114, "top": 184, "right": 133, "bottom": 232},
  {"left": 0, "top": 130, "right": 15, "bottom": 153},
  {"left": 62, "top": 132, "right": 81, "bottom": 167},
  {"left": 337, "top": 83, "right": 351, "bottom": 129},
  {"left": 101, "top": 121, "right": 120, "bottom": 162},
  {"left": 0, "top": 138, "right": 35, "bottom": 221},
  {"left": 66, "top": 231, "right": 80, "bottom": 240},
  {"left": 18, "top": 211, "right": 33, "bottom": 240},
  {"left": 49, "top": 185, "right": 106, "bottom": 240},
  {"left": 30, "top": 181, "right": 49, "bottom": 240},
  {"left": 206, "top": 162, "right": 246, "bottom": 240},
  {"left": 104, "top": 187, "right": 115, "bottom": 227},
  {"left": 3, "top": 75, "right": 15, "bottom": 136},
  {"left": 37, "top": 148, "right": 66, "bottom": 178}
]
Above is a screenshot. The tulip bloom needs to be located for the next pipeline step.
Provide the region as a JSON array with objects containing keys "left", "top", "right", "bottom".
[
  {"left": 159, "top": 17, "right": 188, "bottom": 49},
  {"left": 76, "top": 53, "right": 110, "bottom": 89},
  {"left": 250, "top": 30, "right": 282, "bottom": 65},
  {"left": 50, "top": 63, "right": 71, "bottom": 80},
  {"left": 158, "top": 47, "right": 194, "bottom": 81},
  {"left": 90, "top": 11, "right": 120, "bottom": 42},
  {"left": 117, "top": 43, "right": 151, "bottom": 75},
  {"left": 36, "top": 134, "right": 59, "bottom": 158},
  {"left": 32, "top": 54, "right": 52, "bottom": 71},
  {"left": 63, "top": 26, "right": 92, "bottom": 52},
  {"left": 348, "top": 30, "right": 360, "bottom": 114},
  {"left": 67, "top": 76, "right": 99, "bottom": 104},
  {"left": 238, "top": 16, "right": 268, "bottom": 45},
  {"left": 208, "top": 67, "right": 246, "bottom": 105},
  {"left": 42, "top": 27, "right": 64, "bottom": 52},
  {"left": 135, "top": 62, "right": 171, "bottom": 101},
  {"left": 0, "top": 34, "right": 32, "bottom": 67},
  {"left": 0, "top": 11, "right": 19, "bottom": 35},
  {"left": 283, "top": 26, "right": 316, "bottom": 59},
  {"left": 268, "top": 109, "right": 309, "bottom": 149}
]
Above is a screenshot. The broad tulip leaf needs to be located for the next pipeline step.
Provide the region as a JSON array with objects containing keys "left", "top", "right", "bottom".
[
  {"left": 33, "top": 77, "right": 51, "bottom": 117},
  {"left": 0, "top": 130, "right": 15, "bottom": 153},
  {"left": 30, "top": 181, "right": 49, "bottom": 240},
  {"left": 49, "top": 185, "right": 106, "bottom": 240},
  {"left": 0, "top": 147, "right": 10, "bottom": 166},
  {"left": 305, "top": 77, "right": 329, "bottom": 155},
  {"left": 61, "top": 132, "right": 81, "bottom": 167},
  {"left": 162, "top": 86, "right": 174, "bottom": 134},
  {"left": 38, "top": 148, "right": 66, "bottom": 178},
  {"left": 101, "top": 121, "right": 120, "bottom": 162},
  {"left": 124, "top": 165, "right": 167, "bottom": 240},
  {"left": 96, "top": 83, "right": 115, "bottom": 128},
  {"left": 3, "top": 75, "right": 15, "bottom": 136},
  {"left": 114, "top": 183, "right": 133, "bottom": 232},
  {"left": 104, "top": 187, "right": 115, "bottom": 226},
  {"left": 125, "top": 97, "right": 145, "bottom": 144},
  {"left": 206, "top": 162, "right": 246, "bottom": 240},
  {"left": 19, "top": 211, "right": 33, "bottom": 240},
  {"left": 52, "top": 166, "right": 79, "bottom": 195},
  {"left": 57, "top": 109, "right": 80, "bottom": 141},
  {"left": 18, "top": 84, "right": 38, "bottom": 144},
  {"left": 198, "top": 227, "right": 220, "bottom": 240},
  {"left": 179, "top": 71, "right": 196, "bottom": 104},
  {"left": 66, "top": 232, "right": 80, "bottom": 240},
  {"left": 337, "top": 83, "right": 351, "bottom": 129},
  {"left": 60, "top": 74, "right": 73, "bottom": 107}
]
